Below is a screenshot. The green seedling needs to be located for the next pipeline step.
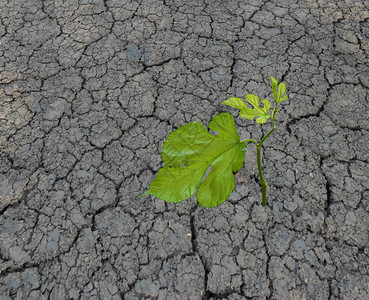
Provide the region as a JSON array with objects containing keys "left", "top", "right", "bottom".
[{"left": 142, "top": 75, "right": 288, "bottom": 207}]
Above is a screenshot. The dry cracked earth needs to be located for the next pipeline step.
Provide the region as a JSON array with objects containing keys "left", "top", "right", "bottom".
[{"left": 1, "top": 0, "right": 369, "bottom": 299}]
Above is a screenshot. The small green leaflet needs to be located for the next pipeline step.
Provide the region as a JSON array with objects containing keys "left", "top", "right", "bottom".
[
  {"left": 270, "top": 76, "right": 278, "bottom": 101},
  {"left": 270, "top": 75, "right": 287, "bottom": 104},
  {"left": 277, "top": 83, "right": 287, "bottom": 103},
  {"left": 142, "top": 113, "right": 246, "bottom": 207},
  {"left": 222, "top": 94, "right": 271, "bottom": 124}
]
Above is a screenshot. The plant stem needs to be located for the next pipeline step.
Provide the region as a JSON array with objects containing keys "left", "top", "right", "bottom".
[
  {"left": 256, "top": 144, "right": 268, "bottom": 206},
  {"left": 241, "top": 121, "right": 277, "bottom": 206},
  {"left": 259, "top": 121, "right": 276, "bottom": 146},
  {"left": 256, "top": 121, "right": 276, "bottom": 206}
]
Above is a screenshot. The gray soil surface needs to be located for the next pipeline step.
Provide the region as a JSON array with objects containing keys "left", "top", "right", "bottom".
[{"left": 1, "top": 0, "right": 369, "bottom": 299}]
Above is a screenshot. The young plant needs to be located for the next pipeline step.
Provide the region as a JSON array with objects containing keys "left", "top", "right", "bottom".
[{"left": 142, "top": 76, "right": 288, "bottom": 207}]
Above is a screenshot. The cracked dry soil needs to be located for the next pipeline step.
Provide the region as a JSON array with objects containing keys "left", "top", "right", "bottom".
[{"left": 1, "top": 0, "right": 369, "bottom": 299}]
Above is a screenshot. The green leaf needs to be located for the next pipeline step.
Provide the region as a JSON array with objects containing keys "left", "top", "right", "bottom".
[
  {"left": 238, "top": 94, "right": 271, "bottom": 124},
  {"left": 141, "top": 162, "right": 209, "bottom": 203},
  {"left": 208, "top": 112, "right": 241, "bottom": 140},
  {"left": 161, "top": 122, "right": 213, "bottom": 167},
  {"left": 221, "top": 97, "right": 248, "bottom": 111},
  {"left": 270, "top": 76, "right": 278, "bottom": 102},
  {"left": 143, "top": 113, "right": 246, "bottom": 207},
  {"left": 222, "top": 94, "right": 271, "bottom": 124},
  {"left": 197, "top": 142, "right": 245, "bottom": 207},
  {"left": 279, "top": 95, "right": 287, "bottom": 103},
  {"left": 277, "top": 83, "right": 287, "bottom": 103},
  {"left": 262, "top": 98, "right": 271, "bottom": 112}
]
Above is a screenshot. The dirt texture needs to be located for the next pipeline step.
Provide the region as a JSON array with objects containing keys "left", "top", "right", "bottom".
[{"left": 1, "top": 0, "right": 369, "bottom": 299}]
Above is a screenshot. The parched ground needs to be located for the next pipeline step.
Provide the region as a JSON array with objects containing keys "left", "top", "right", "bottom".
[{"left": 0, "top": 0, "right": 368, "bottom": 299}]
